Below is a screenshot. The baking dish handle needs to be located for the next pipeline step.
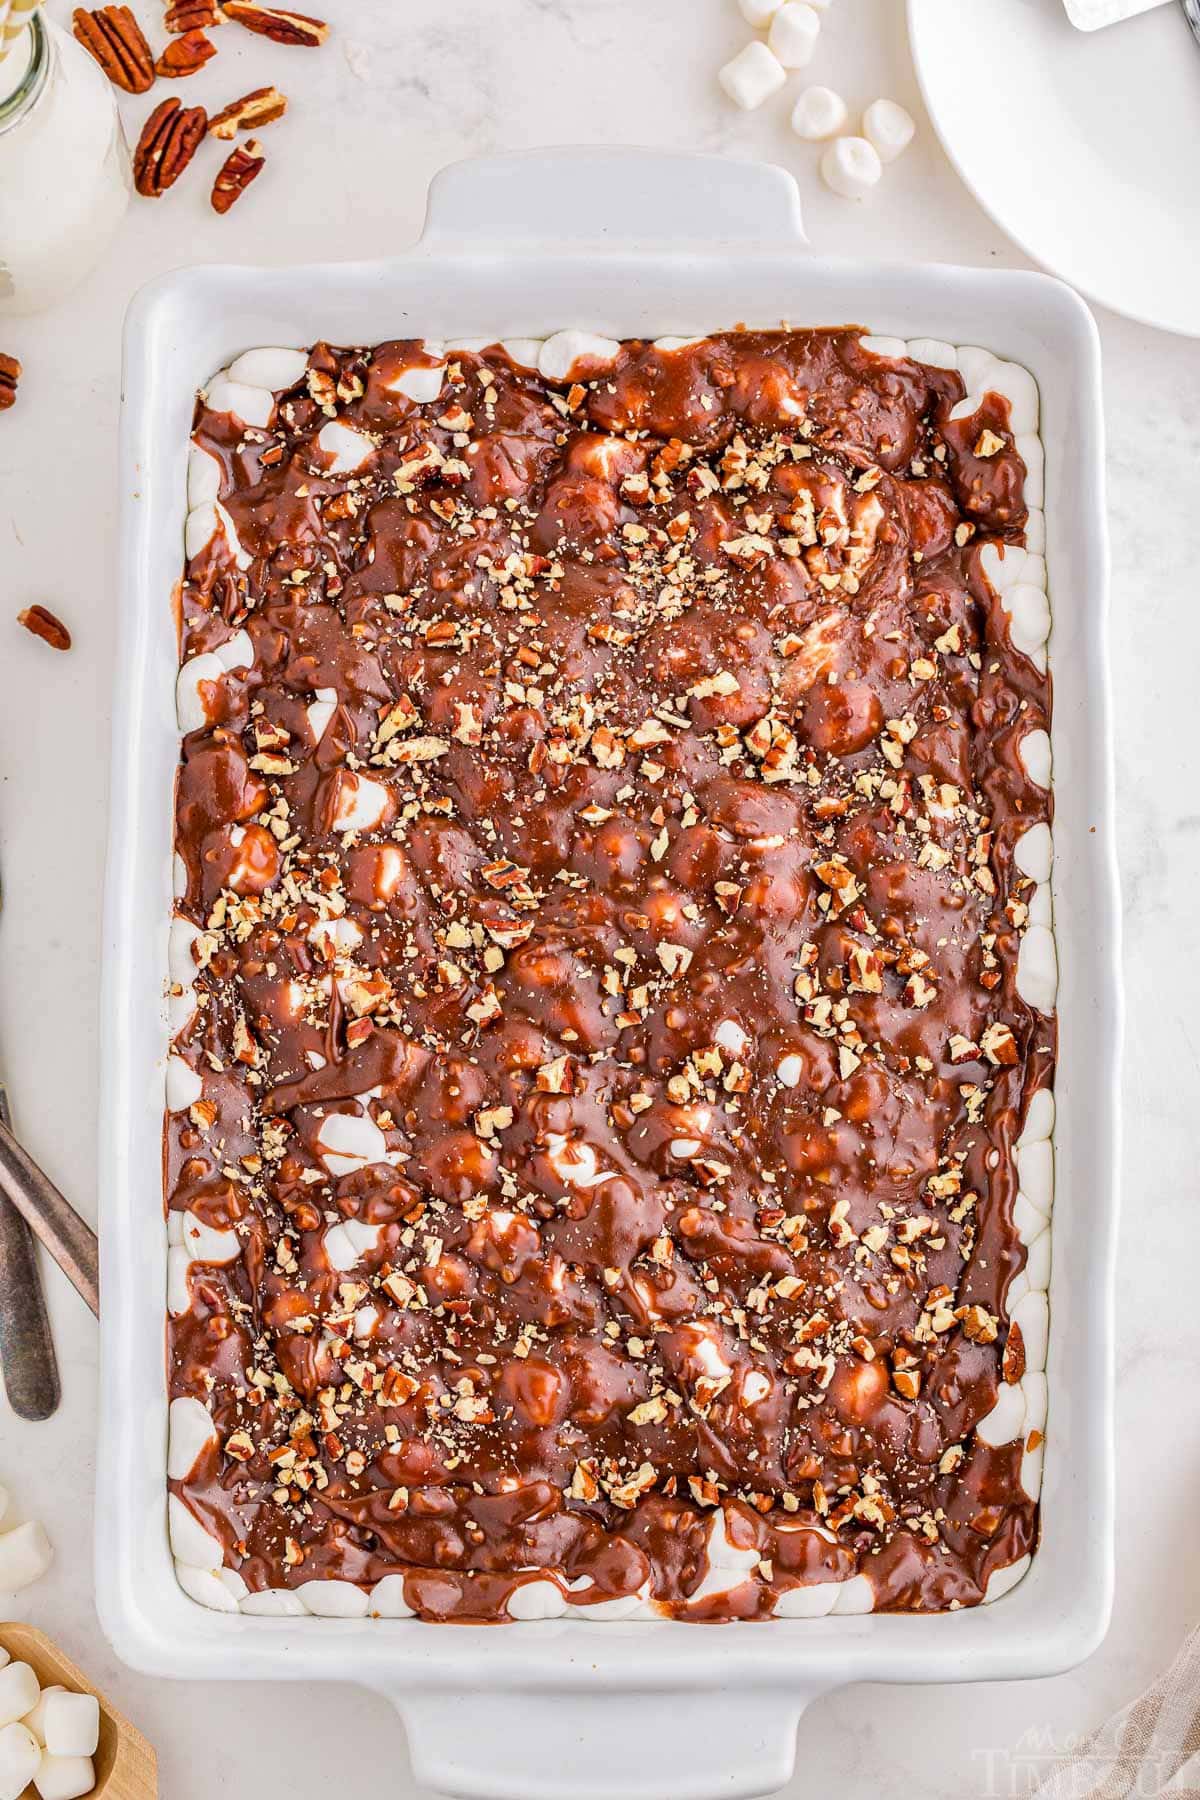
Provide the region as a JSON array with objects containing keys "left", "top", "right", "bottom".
[
  {"left": 418, "top": 147, "right": 807, "bottom": 251},
  {"left": 390, "top": 1683, "right": 823, "bottom": 1800}
]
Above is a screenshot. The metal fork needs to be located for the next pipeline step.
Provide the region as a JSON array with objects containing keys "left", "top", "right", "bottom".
[{"left": 0, "top": 1079, "right": 61, "bottom": 1418}]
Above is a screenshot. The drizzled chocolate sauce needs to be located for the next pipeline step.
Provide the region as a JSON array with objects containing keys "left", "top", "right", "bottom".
[{"left": 167, "top": 329, "right": 1052, "bottom": 1621}]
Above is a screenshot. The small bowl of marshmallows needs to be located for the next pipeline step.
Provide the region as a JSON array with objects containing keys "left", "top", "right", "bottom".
[{"left": 718, "top": 0, "right": 916, "bottom": 201}]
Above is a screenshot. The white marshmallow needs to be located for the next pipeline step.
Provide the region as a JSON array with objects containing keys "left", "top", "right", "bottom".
[
  {"left": 168, "top": 1495, "right": 223, "bottom": 1571},
  {"left": 42, "top": 1693, "right": 99, "bottom": 1761},
  {"left": 862, "top": 98, "right": 916, "bottom": 163},
  {"left": 1016, "top": 433, "right": 1045, "bottom": 506},
  {"left": 306, "top": 686, "right": 338, "bottom": 745},
  {"left": 239, "top": 1587, "right": 308, "bottom": 1617},
  {"left": 21, "top": 1689, "right": 63, "bottom": 1748},
  {"left": 714, "top": 1018, "right": 750, "bottom": 1058},
  {"left": 167, "top": 1245, "right": 192, "bottom": 1318},
  {"left": 906, "top": 338, "right": 958, "bottom": 370},
  {"left": 1006, "top": 584, "right": 1052, "bottom": 669},
  {"left": 181, "top": 1211, "right": 240, "bottom": 1265},
  {"left": 308, "top": 915, "right": 363, "bottom": 957},
  {"left": 0, "top": 1666, "right": 39, "bottom": 1730},
  {"left": 388, "top": 363, "right": 444, "bottom": 404},
  {"left": 0, "top": 1721, "right": 40, "bottom": 1800},
  {"left": 507, "top": 1578, "right": 568, "bottom": 1621},
  {"left": 295, "top": 1580, "right": 369, "bottom": 1618},
  {"left": 0, "top": 1524, "right": 52, "bottom": 1594},
  {"left": 176, "top": 652, "right": 225, "bottom": 735},
  {"left": 774, "top": 1581, "right": 839, "bottom": 1618},
  {"left": 187, "top": 444, "right": 221, "bottom": 508},
  {"left": 368, "top": 1574, "right": 415, "bottom": 1619},
  {"left": 717, "top": 40, "right": 787, "bottom": 111},
  {"left": 982, "top": 1556, "right": 1031, "bottom": 1605},
  {"left": 737, "top": 0, "right": 783, "bottom": 23},
  {"left": 1017, "top": 1137, "right": 1054, "bottom": 1217},
  {"left": 537, "top": 331, "right": 622, "bottom": 382},
  {"left": 821, "top": 137, "right": 883, "bottom": 201},
  {"left": 317, "top": 420, "right": 374, "bottom": 476},
  {"left": 975, "top": 1381, "right": 1026, "bottom": 1447},
  {"left": 443, "top": 337, "right": 490, "bottom": 354},
  {"left": 1015, "top": 822, "right": 1053, "bottom": 885},
  {"left": 768, "top": 3, "right": 820, "bottom": 67},
  {"left": 860, "top": 335, "right": 906, "bottom": 358},
  {"left": 165, "top": 1055, "right": 203, "bottom": 1113},
  {"left": 1019, "top": 1087, "right": 1055, "bottom": 1147},
  {"left": 653, "top": 337, "right": 705, "bottom": 353},
  {"left": 203, "top": 376, "right": 275, "bottom": 431},
  {"left": 1025, "top": 508, "right": 1046, "bottom": 554},
  {"left": 167, "top": 1395, "right": 216, "bottom": 1482},
  {"left": 33, "top": 1755, "right": 96, "bottom": 1800},
  {"left": 323, "top": 1217, "right": 383, "bottom": 1272},
  {"left": 1023, "top": 1371, "right": 1048, "bottom": 1436},
  {"left": 331, "top": 770, "right": 392, "bottom": 834},
  {"left": 571, "top": 1589, "right": 651, "bottom": 1622},
  {"left": 1017, "top": 924, "right": 1058, "bottom": 1013},
  {"left": 1023, "top": 1225, "right": 1052, "bottom": 1294},
  {"left": 216, "top": 628, "right": 253, "bottom": 673},
  {"left": 830, "top": 1573, "right": 875, "bottom": 1614},
  {"left": 978, "top": 540, "right": 1024, "bottom": 596},
  {"left": 1012, "top": 1191, "right": 1045, "bottom": 1246},
  {"left": 1011, "top": 1290, "right": 1050, "bottom": 1373},
  {"left": 791, "top": 85, "right": 848, "bottom": 140},
  {"left": 175, "top": 1565, "right": 242, "bottom": 1612},
  {"left": 499, "top": 339, "right": 543, "bottom": 370},
  {"left": 1020, "top": 728, "right": 1052, "bottom": 788},
  {"left": 775, "top": 1055, "right": 803, "bottom": 1088},
  {"left": 226, "top": 346, "right": 308, "bottom": 391},
  {"left": 316, "top": 1110, "right": 389, "bottom": 1179}
]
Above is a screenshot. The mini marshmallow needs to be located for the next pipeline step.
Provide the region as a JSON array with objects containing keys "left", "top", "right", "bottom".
[
  {"left": 32, "top": 1754, "right": 95, "bottom": 1800},
  {"left": 167, "top": 1246, "right": 192, "bottom": 1318},
  {"left": 821, "top": 136, "right": 883, "bottom": 201},
  {"left": 862, "top": 97, "right": 916, "bottom": 163},
  {"left": 737, "top": 0, "right": 783, "bottom": 23},
  {"left": 768, "top": 2, "right": 820, "bottom": 67},
  {"left": 774, "top": 1581, "right": 839, "bottom": 1618},
  {"left": 1019, "top": 1087, "right": 1055, "bottom": 1147},
  {"left": 0, "top": 1721, "right": 40, "bottom": 1800},
  {"left": 175, "top": 1565, "right": 239, "bottom": 1612},
  {"left": 1020, "top": 728, "right": 1052, "bottom": 788},
  {"left": 168, "top": 1495, "right": 223, "bottom": 1571},
  {"left": 181, "top": 1211, "right": 239, "bottom": 1265},
  {"left": 860, "top": 335, "right": 907, "bottom": 359},
  {"left": 499, "top": 339, "right": 543, "bottom": 370},
  {"left": 982, "top": 1556, "right": 1031, "bottom": 1605},
  {"left": 186, "top": 444, "right": 221, "bottom": 508},
  {"left": 216, "top": 628, "right": 253, "bottom": 673},
  {"left": 43, "top": 1693, "right": 99, "bottom": 1761},
  {"left": 537, "top": 331, "right": 621, "bottom": 383},
  {"left": 572, "top": 1589, "right": 651, "bottom": 1622},
  {"left": 317, "top": 1110, "right": 389, "bottom": 1179},
  {"left": 1011, "top": 1290, "right": 1050, "bottom": 1373},
  {"left": 167, "top": 1395, "right": 217, "bottom": 1482},
  {"left": 1015, "top": 822, "right": 1053, "bottom": 885},
  {"left": 366, "top": 1574, "right": 415, "bottom": 1619},
  {"left": 165, "top": 1055, "right": 203, "bottom": 1113},
  {"left": 389, "top": 363, "right": 444, "bottom": 404},
  {"left": 1005, "top": 584, "right": 1052, "bottom": 668},
  {"left": 507, "top": 1579, "right": 568, "bottom": 1621},
  {"left": 0, "top": 1524, "right": 52, "bottom": 1595},
  {"left": 239, "top": 1587, "right": 308, "bottom": 1617},
  {"left": 176, "top": 651, "right": 224, "bottom": 735},
  {"left": 331, "top": 770, "right": 391, "bottom": 834},
  {"left": 906, "top": 337, "right": 958, "bottom": 370},
  {"left": 976, "top": 1381, "right": 1026, "bottom": 1447},
  {"left": 1016, "top": 434, "right": 1045, "bottom": 506},
  {"left": 1025, "top": 508, "right": 1046, "bottom": 554},
  {"left": 791, "top": 84, "right": 848, "bottom": 140},
  {"left": 323, "top": 1217, "right": 383, "bottom": 1271},
  {"left": 717, "top": 40, "right": 787, "bottom": 111},
  {"left": 0, "top": 1665, "right": 40, "bottom": 1729},
  {"left": 1016, "top": 1137, "right": 1054, "bottom": 1217},
  {"left": 1017, "top": 923, "right": 1058, "bottom": 1013},
  {"left": 317, "top": 420, "right": 374, "bottom": 476},
  {"left": 775, "top": 1055, "right": 802, "bottom": 1088},
  {"left": 226, "top": 346, "right": 308, "bottom": 391},
  {"left": 295, "top": 1579, "right": 369, "bottom": 1618},
  {"left": 306, "top": 686, "right": 338, "bottom": 745},
  {"left": 21, "top": 1689, "right": 62, "bottom": 1749},
  {"left": 831, "top": 1573, "right": 875, "bottom": 1614},
  {"left": 203, "top": 376, "right": 274, "bottom": 431}
]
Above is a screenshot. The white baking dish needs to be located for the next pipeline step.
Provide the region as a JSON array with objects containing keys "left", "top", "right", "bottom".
[{"left": 98, "top": 148, "right": 1120, "bottom": 1800}]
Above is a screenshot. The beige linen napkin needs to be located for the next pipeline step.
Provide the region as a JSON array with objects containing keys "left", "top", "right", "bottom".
[{"left": 1029, "top": 1630, "right": 1200, "bottom": 1798}]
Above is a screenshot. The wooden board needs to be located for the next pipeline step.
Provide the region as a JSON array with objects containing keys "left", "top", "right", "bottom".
[{"left": 0, "top": 1622, "right": 157, "bottom": 1798}]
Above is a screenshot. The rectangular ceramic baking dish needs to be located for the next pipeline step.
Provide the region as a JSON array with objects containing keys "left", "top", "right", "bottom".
[{"left": 97, "top": 148, "right": 1120, "bottom": 1800}]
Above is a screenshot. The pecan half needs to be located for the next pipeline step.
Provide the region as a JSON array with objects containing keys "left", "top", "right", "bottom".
[
  {"left": 155, "top": 27, "right": 216, "bottom": 75},
  {"left": 0, "top": 353, "right": 19, "bottom": 411},
  {"left": 220, "top": 1, "right": 327, "bottom": 45},
  {"left": 211, "top": 138, "right": 266, "bottom": 213},
  {"left": 71, "top": 6, "right": 154, "bottom": 92},
  {"left": 165, "top": 0, "right": 217, "bottom": 30},
  {"left": 208, "top": 84, "right": 287, "bottom": 139},
  {"left": 134, "top": 97, "right": 208, "bottom": 196},
  {"left": 18, "top": 606, "right": 71, "bottom": 651}
]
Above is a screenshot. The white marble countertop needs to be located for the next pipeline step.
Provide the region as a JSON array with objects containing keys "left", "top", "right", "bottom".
[{"left": 0, "top": 0, "right": 1195, "bottom": 1794}]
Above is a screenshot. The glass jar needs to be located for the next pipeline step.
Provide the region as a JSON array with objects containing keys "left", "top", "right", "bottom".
[{"left": 0, "top": 10, "right": 130, "bottom": 316}]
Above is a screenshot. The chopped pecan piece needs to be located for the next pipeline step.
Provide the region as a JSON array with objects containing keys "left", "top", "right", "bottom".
[
  {"left": 211, "top": 138, "right": 266, "bottom": 213},
  {"left": 18, "top": 606, "right": 71, "bottom": 651},
  {"left": 71, "top": 6, "right": 154, "bottom": 92},
  {"left": 134, "top": 97, "right": 208, "bottom": 196},
  {"left": 0, "top": 354, "right": 19, "bottom": 411},
  {"left": 155, "top": 27, "right": 216, "bottom": 75},
  {"left": 165, "top": 0, "right": 218, "bottom": 29},
  {"left": 208, "top": 84, "right": 287, "bottom": 138},
  {"left": 220, "top": 0, "right": 327, "bottom": 43}
]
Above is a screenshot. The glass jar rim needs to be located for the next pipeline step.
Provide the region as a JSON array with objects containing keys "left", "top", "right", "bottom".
[{"left": 0, "top": 11, "right": 50, "bottom": 139}]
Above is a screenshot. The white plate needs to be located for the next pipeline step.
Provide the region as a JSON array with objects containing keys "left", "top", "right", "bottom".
[{"left": 908, "top": 0, "right": 1200, "bottom": 336}]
